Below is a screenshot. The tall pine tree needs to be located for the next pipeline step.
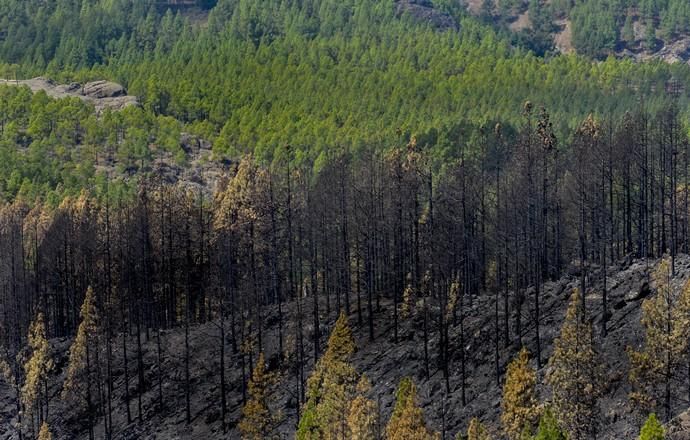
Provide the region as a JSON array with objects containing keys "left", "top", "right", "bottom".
[
  {"left": 239, "top": 352, "right": 278, "bottom": 439},
  {"left": 347, "top": 375, "right": 379, "bottom": 440},
  {"left": 297, "top": 312, "right": 359, "bottom": 439},
  {"left": 386, "top": 377, "right": 438, "bottom": 440},
  {"left": 21, "top": 312, "right": 53, "bottom": 430},
  {"left": 628, "top": 258, "right": 690, "bottom": 420},
  {"left": 61, "top": 287, "right": 100, "bottom": 440},
  {"left": 501, "top": 348, "right": 541, "bottom": 439},
  {"left": 546, "top": 289, "right": 602, "bottom": 440}
]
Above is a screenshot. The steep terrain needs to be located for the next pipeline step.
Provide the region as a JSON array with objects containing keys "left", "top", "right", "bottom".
[
  {"left": 0, "top": 79, "right": 231, "bottom": 197},
  {"left": 4, "top": 1, "right": 690, "bottom": 439},
  {"left": 463, "top": 0, "right": 690, "bottom": 64},
  {"left": 94, "top": 130, "right": 228, "bottom": 196},
  {"left": 2, "top": 256, "right": 690, "bottom": 439}
]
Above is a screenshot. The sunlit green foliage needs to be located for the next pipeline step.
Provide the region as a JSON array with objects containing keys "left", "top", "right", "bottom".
[{"left": 2, "top": 0, "right": 690, "bottom": 203}]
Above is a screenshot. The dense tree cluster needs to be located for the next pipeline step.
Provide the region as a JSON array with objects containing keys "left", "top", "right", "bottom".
[
  {"left": 3, "top": 0, "right": 690, "bottom": 177},
  {"left": 2, "top": 0, "right": 690, "bottom": 214},
  {"left": 0, "top": 0, "right": 217, "bottom": 68},
  {"left": 486, "top": 0, "right": 690, "bottom": 59},
  {"left": 0, "top": 84, "right": 187, "bottom": 202}
]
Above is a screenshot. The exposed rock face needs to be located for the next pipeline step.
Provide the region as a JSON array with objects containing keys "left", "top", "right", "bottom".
[
  {"left": 654, "top": 37, "right": 690, "bottom": 64},
  {"left": 82, "top": 80, "right": 126, "bottom": 98},
  {"left": 395, "top": 0, "right": 458, "bottom": 31},
  {"left": 668, "top": 409, "right": 690, "bottom": 440},
  {"left": 616, "top": 36, "right": 690, "bottom": 67},
  {"left": 180, "top": 133, "right": 212, "bottom": 155},
  {"left": 93, "top": 131, "right": 227, "bottom": 195},
  {"left": 0, "top": 77, "right": 139, "bottom": 112}
]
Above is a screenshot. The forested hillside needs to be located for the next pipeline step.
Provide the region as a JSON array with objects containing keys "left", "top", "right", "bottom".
[
  {"left": 0, "top": 0, "right": 685, "bottom": 132},
  {"left": 3, "top": 0, "right": 690, "bottom": 202},
  {"left": 4, "top": 0, "right": 690, "bottom": 439},
  {"left": 3, "top": 99, "right": 690, "bottom": 439},
  {"left": 472, "top": 0, "right": 690, "bottom": 60}
]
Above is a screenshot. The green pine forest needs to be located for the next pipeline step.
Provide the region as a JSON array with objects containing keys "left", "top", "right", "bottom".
[{"left": 2, "top": 0, "right": 690, "bottom": 202}]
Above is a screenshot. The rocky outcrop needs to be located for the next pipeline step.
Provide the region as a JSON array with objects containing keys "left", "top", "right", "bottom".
[
  {"left": 668, "top": 409, "right": 690, "bottom": 439},
  {"left": 0, "top": 77, "right": 139, "bottom": 112},
  {"left": 395, "top": 0, "right": 458, "bottom": 31},
  {"left": 91, "top": 130, "right": 228, "bottom": 197},
  {"left": 81, "top": 80, "right": 126, "bottom": 98},
  {"left": 653, "top": 37, "right": 690, "bottom": 64},
  {"left": 180, "top": 133, "right": 212, "bottom": 155}
]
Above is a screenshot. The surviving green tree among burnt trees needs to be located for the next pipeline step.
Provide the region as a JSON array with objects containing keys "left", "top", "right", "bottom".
[
  {"left": 546, "top": 289, "right": 603, "bottom": 440},
  {"left": 62, "top": 287, "right": 101, "bottom": 440},
  {"left": 296, "top": 312, "right": 359, "bottom": 439},
  {"left": 638, "top": 413, "right": 665, "bottom": 440},
  {"left": 386, "top": 377, "right": 439, "bottom": 440},
  {"left": 628, "top": 258, "right": 690, "bottom": 421},
  {"left": 21, "top": 312, "right": 53, "bottom": 434},
  {"left": 239, "top": 352, "right": 279, "bottom": 440}
]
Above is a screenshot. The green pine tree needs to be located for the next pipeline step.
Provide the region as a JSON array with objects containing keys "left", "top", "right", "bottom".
[
  {"left": 61, "top": 287, "right": 100, "bottom": 414},
  {"left": 532, "top": 408, "right": 566, "bottom": 440},
  {"left": 238, "top": 352, "right": 278, "bottom": 439},
  {"left": 297, "top": 312, "right": 359, "bottom": 440},
  {"left": 639, "top": 413, "right": 664, "bottom": 440},
  {"left": 628, "top": 258, "right": 690, "bottom": 420},
  {"left": 546, "top": 289, "right": 602, "bottom": 439},
  {"left": 21, "top": 312, "right": 53, "bottom": 426}
]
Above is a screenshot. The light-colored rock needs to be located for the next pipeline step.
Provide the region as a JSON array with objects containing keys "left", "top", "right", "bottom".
[
  {"left": 0, "top": 77, "right": 138, "bottom": 112},
  {"left": 82, "top": 80, "right": 126, "bottom": 98},
  {"left": 668, "top": 408, "right": 690, "bottom": 440}
]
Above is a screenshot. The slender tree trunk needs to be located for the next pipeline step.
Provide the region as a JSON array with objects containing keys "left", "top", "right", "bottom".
[{"left": 220, "top": 288, "right": 227, "bottom": 432}]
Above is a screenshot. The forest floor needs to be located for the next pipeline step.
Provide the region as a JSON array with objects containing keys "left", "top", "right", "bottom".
[{"left": 2, "top": 255, "right": 690, "bottom": 439}]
